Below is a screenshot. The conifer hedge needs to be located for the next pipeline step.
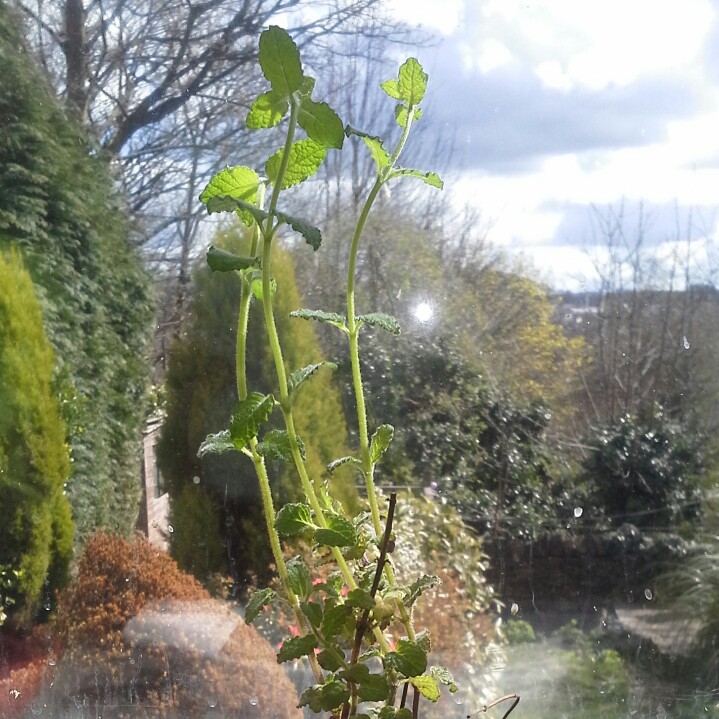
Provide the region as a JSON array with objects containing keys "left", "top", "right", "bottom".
[
  {"left": 0, "top": 249, "right": 74, "bottom": 622},
  {"left": 0, "top": 5, "right": 153, "bottom": 539}
]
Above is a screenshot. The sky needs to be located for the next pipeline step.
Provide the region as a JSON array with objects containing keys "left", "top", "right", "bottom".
[{"left": 384, "top": 0, "right": 719, "bottom": 290}]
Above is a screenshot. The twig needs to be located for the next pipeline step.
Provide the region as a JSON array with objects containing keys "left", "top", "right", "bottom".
[
  {"left": 467, "top": 694, "right": 520, "bottom": 719},
  {"left": 341, "top": 493, "right": 398, "bottom": 719},
  {"left": 412, "top": 685, "right": 420, "bottom": 719}
]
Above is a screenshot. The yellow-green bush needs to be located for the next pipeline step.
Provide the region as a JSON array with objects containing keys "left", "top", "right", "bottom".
[{"left": 0, "top": 248, "right": 74, "bottom": 623}]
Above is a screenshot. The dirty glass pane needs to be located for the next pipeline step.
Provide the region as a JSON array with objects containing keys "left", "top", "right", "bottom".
[{"left": 1, "top": 2, "right": 717, "bottom": 719}]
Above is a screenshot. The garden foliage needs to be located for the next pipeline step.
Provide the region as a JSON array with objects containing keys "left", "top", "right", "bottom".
[
  {"left": 54, "top": 532, "right": 301, "bottom": 717},
  {"left": 0, "top": 4, "right": 153, "bottom": 540},
  {"left": 0, "top": 249, "right": 74, "bottom": 623},
  {"left": 158, "top": 228, "right": 355, "bottom": 581}
]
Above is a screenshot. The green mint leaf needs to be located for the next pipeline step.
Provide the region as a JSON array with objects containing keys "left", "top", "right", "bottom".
[
  {"left": 274, "top": 208, "right": 323, "bottom": 250},
  {"left": 408, "top": 675, "right": 440, "bottom": 702},
  {"left": 388, "top": 168, "right": 444, "bottom": 189},
  {"left": 395, "top": 710, "right": 413, "bottom": 719},
  {"left": 345, "top": 125, "right": 391, "bottom": 171},
  {"left": 298, "top": 75, "right": 316, "bottom": 98},
  {"left": 265, "top": 139, "right": 326, "bottom": 190},
  {"left": 197, "top": 430, "right": 235, "bottom": 458},
  {"left": 315, "top": 513, "right": 357, "bottom": 547},
  {"left": 247, "top": 90, "right": 289, "bottom": 129},
  {"left": 327, "top": 456, "right": 362, "bottom": 473},
  {"left": 291, "top": 308, "right": 347, "bottom": 331},
  {"left": 256, "top": 429, "right": 305, "bottom": 462},
  {"left": 298, "top": 99, "right": 344, "bottom": 149},
  {"left": 357, "top": 312, "right": 401, "bottom": 334},
  {"left": 386, "top": 639, "right": 427, "bottom": 678},
  {"left": 251, "top": 275, "right": 277, "bottom": 302},
  {"left": 430, "top": 666, "right": 458, "bottom": 693},
  {"left": 301, "top": 601, "right": 323, "bottom": 628},
  {"left": 277, "top": 634, "right": 319, "bottom": 663},
  {"left": 395, "top": 104, "right": 423, "bottom": 128},
  {"left": 405, "top": 575, "right": 441, "bottom": 607},
  {"left": 204, "top": 196, "right": 322, "bottom": 250},
  {"left": 398, "top": 58, "right": 428, "bottom": 105},
  {"left": 357, "top": 673, "right": 390, "bottom": 703},
  {"left": 275, "top": 502, "right": 315, "bottom": 537},
  {"left": 199, "top": 166, "right": 260, "bottom": 226},
  {"left": 258, "top": 26, "right": 303, "bottom": 97},
  {"left": 204, "top": 195, "right": 267, "bottom": 226},
  {"left": 369, "top": 424, "right": 394, "bottom": 464},
  {"left": 286, "top": 556, "right": 312, "bottom": 599},
  {"left": 322, "top": 604, "right": 353, "bottom": 638},
  {"left": 380, "top": 78, "right": 401, "bottom": 100},
  {"left": 299, "top": 680, "right": 350, "bottom": 713},
  {"left": 341, "top": 663, "right": 370, "bottom": 684},
  {"left": 415, "top": 629, "right": 431, "bottom": 653},
  {"left": 346, "top": 588, "right": 375, "bottom": 610},
  {"left": 244, "top": 587, "right": 276, "bottom": 624},
  {"left": 229, "top": 392, "right": 274, "bottom": 448},
  {"left": 206, "top": 246, "right": 259, "bottom": 273},
  {"left": 289, "top": 362, "right": 338, "bottom": 401},
  {"left": 317, "top": 646, "right": 345, "bottom": 671}
]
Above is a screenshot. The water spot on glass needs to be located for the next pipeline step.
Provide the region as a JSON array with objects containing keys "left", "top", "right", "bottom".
[
  {"left": 454, "top": 696, "right": 464, "bottom": 705},
  {"left": 657, "top": 703, "right": 667, "bottom": 719},
  {"left": 30, "top": 702, "right": 44, "bottom": 715},
  {"left": 573, "top": 507, "right": 583, "bottom": 518},
  {"left": 9, "top": 689, "right": 20, "bottom": 699},
  {"left": 193, "top": 475, "right": 200, "bottom": 484},
  {"left": 249, "top": 696, "right": 258, "bottom": 706},
  {"left": 167, "top": 524, "right": 174, "bottom": 533},
  {"left": 644, "top": 588, "right": 653, "bottom": 600},
  {"left": 43, "top": 600, "right": 51, "bottom": 611},
  {"left": 510, "top": 602, "right": 519, "bottom": 616},
  {"left": 682, "top": 336, "right": 690, "bottom": 350}
]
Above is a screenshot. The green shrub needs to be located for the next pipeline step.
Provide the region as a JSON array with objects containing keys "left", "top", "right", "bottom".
[
  {"left": 504, "top": 619, "right": 536, "bottom": 645},
  {"left": 0, "top": 5, "right": 153, "bottom": 541},
  {"left": 0, "top": 249, "right": 74, "bottom": 623}
]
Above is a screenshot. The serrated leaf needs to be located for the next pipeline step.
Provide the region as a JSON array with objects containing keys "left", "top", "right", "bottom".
[
  {"left": 369, "top": 424, "right": 394, "bottom": 464},
  {"left": 259, "top": 26, "right": 303, "bottom": 97},
  {"left": 265, "top": 139, "right": 326, "bottom": 190},
  {"left": 345, "top": 125, "right": 391, "bottom": 171},
  {"left": 257, "top": 429, "right": 305, "bottom": 462},
  {"left": 275, "top": 502, "right": 315, "bottom": 537},
  {"left": 299, "top": 680, "right": 350, "bottom": 713},
  {"left": 204, "top": 196, "right": 322, "bottom": 250},
  {"left": 298, "top": 99, "right": 344, "bottom": 149},
  {"left": 405, "top": 574, "right": 441, "bottom": 607},
  {"left": 322, "top": 604, "right": 353, "bottom": 638},
  {"left": 346, "top": 588, "right": 375, "bottom": 610},
  {"left": 244, "top": 587, "right": 276, "bottom": 624},
  {"left": 251, "top": 275, "right": 277, "bottom": 302},
  {"left": 206, "top": 246, "right": 259, "bottom": 272},
  {"left": 315, "top": 513, "right": 357, "bottom": 547},
  {"left": 247, "top": 90, "right": 288, "bottom": 128},
  {"left": 395, "top": 104, "right": 423, "bottom": 128},
  {"left": 341, "top": 663, "right": 370, "bottom": 684},
  {"left": 357, "top": 673, "right": 390, "bottom": 703},
  {"left": 301, "top": 601, "right": 323, "bottom": 628},
  {"left": 408, "top": 675, "right": 440, "bottom": 702},
  {"left": 317, "top": 646, "right": 344, "bottom": 671},
  {"left": 199, "top": 166, "right": 260, "bottom": 226},
  {"left": 357, "top": 312, "right": 401, "bottom": 334},
  {"left": 229, "top": 392, "right": 274, "bottom": 448},
  {"left": 298, "top": 75, "right": 316, "bottom": 97},
  {"left": 430, "top": 666, "right": 458, "bottom": 693},
  {"left": 289, "top": 362, "right": 337, "bottom": 400},
  {"left": 287, "top": 556, "right": 312, "bottom": 599},
  {"left": 386, "top": 639, "right": 427, "bottom": 678},
  {"left": 381, "top": 78, "right": 401, "bottom": 100},
  {"left": 327, "top": 456, "right": 362, "bottom": 473},
  {"left": 291, "top": 308, "right": 347, "bottom": 330},
  {"left": 277, "top": 634, "right": 319, "bottom": 663},
  {"left": 415, "top": 629, "right": 431, "bottom": 653},
  {"left": 389, "top": 168, "right": 443, "bottom": 189},
  {"left": 398, "top": 58, "right": 428, "bottom": 105},
  {"left": 197, "top": 430, "right": 236, "bottom": 458}
]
